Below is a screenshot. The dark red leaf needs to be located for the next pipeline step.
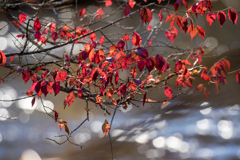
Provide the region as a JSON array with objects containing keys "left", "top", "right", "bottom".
[
  {"left": 124, "top": 4, "right": 131, "bottom": 18},
  {"left": 236, "top": 71, "right": 240, "bottom": 86},
  {"left": 53, "top": 81, "right": 60, "bottom": 96},
  {"left": 31, "top": 97, "right": 36, "bottom": 107},
  {"left": 217, "top": 11, "right": 226, "bottom": 27},
  {"left": 139, "top": 7, "right": 152, "bottom": 25},
  {"left": 135, "top": 47, "right": 148, "bottom": 59},
  {"left": 117, "top": 40, "right": 125, "bottom": 51},
  {"left": 22, "top": 70, "right": 31, "bottom": 84},
  {"left": 54, "top": 111, "right": 58, "bottom": 122},
  {"left": 156, "top": 54, "right": 165, "bottom": 72},
  {"left": 143, "top": 92, "right": 147, "bottom": 107},
  {"left": 137, "top": 60, "right": 145, "bottom": 72},
  {"left": 115, "top": 70, "right": 119, "bottom": 85},
  {"left": 175, "top": 60, "right": 182, "bottom": 73},
  {"left": 228, "top": 8, "right": 238, "bottom": 25},
  {"left": 41, "top": 81, "right": 49, "bottom": 97},
  {"left": 34, "top": 31, "right": 41, "bottom": 40},
  {"left": 51, "top": 32, "right": 58, "bottom": 43},
  {"left": 146, "top": 58, "right": 154, "bottom": 72},
  {"left": 91, "top": 68, "right": 98, "bottom": 81}
]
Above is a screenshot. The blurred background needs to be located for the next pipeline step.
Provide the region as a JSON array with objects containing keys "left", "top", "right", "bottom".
[{"left": 0, "top": 0, "right": 240, "bottom": 159}]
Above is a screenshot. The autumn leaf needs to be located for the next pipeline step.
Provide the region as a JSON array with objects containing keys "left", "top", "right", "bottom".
[
  {"left": 19, "top": 13, "right": 26, "bottom": 24},
  {"left": 201, "top": 71, "right": 211, "bottom": 81},
  {"left": 0, "top": 50, "right": 6, "bottom": 66},
  {"left": 96, "top": 8, "right": 103, "bottom": 19},
  {"left": 164, "top": 86, "right": 173, "bottom": 99},
  {"left": 122, "top": 34, "right": 129, "bottom": 41},
  {"left": 105, "top": 0, "right": 112, "bottom": 7},
  {"left": 64, "top": 122, "right": 70, "bottom": 135},
  {"left": 58, "top": 119, "right": 64, "bottom": 131},
  {"left": 52, "top": 81, "right": 60, "bottom": 96},
  {"left": 137, "top": 60, "right": 145, "bottom": 72},
  {"left": 139, "top": 7, "right": 152, "bottom": 25},
  {"left": 159, "top": 9, "right": 163, "bottom": 21},
  {"left": 117, "top": 40, "right": 125, "bottom": 51},
  {"left": 165, "top": 27, "right": 178, "bottom": 43},
  {"left": 90, "top": 33, "right": 96, "bottom": 42},
  {"left": 236, "top": 71, "right": 240, "bottom": 86},
  {"left": 99, "top": 36, "right": 104, "bottom": 44},
  {"left": 54, "top": 110, "right": 58, "bottom": 122},
  {"left": 31, "top": 97, "right": 35, "bottom": 107},
  {"left": 22, "top": 70, "right": 31, "bottom": 84},
  {"left": 124, "top": 4, "right": 131, "bottom": 18},
  {"left": 197, "top": 25, "right": 205, "bottom": 40},
  {"left": 129, "top": 0, "right": 135, "bottom": 8},
  {"left": 143, "top": 92, "right": 147, "bottom": 107},
  {"left": 217, "top": 11, "right": 226, "bottom": 27},
  {"left": 64, "top": 91, "right": 75, "bottom": 108},
  {"left": 132, "top": 32, "right": 142, "bottom": 46},
  {"left": 112, "top": 98, "right": 117, "bottom": 106},
  {"left": 34, "top": 17, "right": 41, "bottom": 32},
  {"left": 175, "top": 60, "right": 182, "bottom": 73},
  {"left": 51, "top": 32, "right": 58, "bottom": 43},
  {"left": 203, "top": 87, "right": 209, "bottom": 99},
  {"left": 206, "top": 12, "right": 216, "bottom": 26},
  {"left": 102, "top": 119, "right": 110, "bottom": 136},
  {"left": 228, "top": 8, "right": 238, "bottom": 25},
  {"left": 96, "top": 95, "right": 102, "bottom": 104},
  {"left": 79, "top": 8, "right": 86, "bottom": 17},
  {"left": 146, "top": 58, "right": 154, "bottom": 72}
]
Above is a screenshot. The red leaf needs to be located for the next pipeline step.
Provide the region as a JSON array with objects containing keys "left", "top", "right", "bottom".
[
  {"left": 49, "top": 22, "right": 56, "bottom": 32},
  {"left": 54, "top": 111, "right": 58, "bottom": 122},
  {"left": 99, "top": 36, "right": 104, "bottom": 44},
  {"left": 170, "top": 17, "right": 176, "bottom": 28},
  {"left": 166, "top": 14, "right": 175, "bottom": 23},
  {"left": 34, "top": 17, "right": 41, "bottom": 32},
  {"left": 156, "top": 54, "right": 165, "bottom": 72},
  {"left": 135, "top": 47, "right": 148, "bottom": 59},
  {"left": 96, "top": 8, "right": 103, "bottom": 19},
  {"left": 41, "top": 81, "right": 49, "bottom": 97},
  {"left": 129, "top": 0, "right": 135, "bottom": 8},
  {"left": 34, "top": 31, "right": 41, "bottom": 40},
  {"left": 139, "top": 7, "right": 152, "bottom": 25},
  {"left": 117, "top": 40, "right": 125, "bottom": 51},
  {"left": 115, "top": 70, "right": 119, "bottom": 85},
  {"left": 105, "top": 0, "right": 112, "bottom": 7},
  {"left": 91, "top": 68, "right": 98, "bottom": 81},
  {"left": 187, "top": 25, "right": 197, "bottom": 40},
  {"left": 112, "top": 98, "right": 117, "bottom": 106},
  {"left": 26, "top": 89, "right": 33, "bottom": 97},
  {"left": 31, "top": 97, "right": 36, "bottom": 107},
  {"left": 228, "top": 8, "right": 238, "bottom": 25},
  {"left": 65, "top": 91, "right": 75, "bottom": 108},
  {"left": 102, "top": 119, "right": 110, "bottom": 136},
  {"left": 195, "top": 84, "right": 204, "bottom": 93},
  {"left": 137, "top": 60, "right": 145, "bottom": 72},
  {"left": 77, "top": 89, "right": 83, "bottom": 99},
  {"left": 158, "top": 0, "right": 162, "bottom": 4},
  {"left": 124, "top": 4, "right": 131, "bottom": 18},
  {"left": 197, "top": 25, "right": 205, "bottom": 40},
  {"left": 19, "top": 13, "right": 26, "bottom": 24},
  {"left": 79, "top": 8, "right": 86, "bottom": 17},
  {"left": 9, "top": 55, "right": 16, "bottom": 64},
  {"left": 122, "top": 34, "right": 129, "bottom": 41},
  {"left": 165, "top": 27, "right": 178, "bottom": 43},
  {"left": 59, "top": 70, "right": 68, "bottom": 81},
  {"left": 164, "top": 86, "right": 173, "bottom": 99},
  {"left": 12, "top": 21, "right": 20, "bottom": 28},
  {"left": 143, "top": 92, "right": 147, "bottom": 107},
  {"left": 206, "top": 12, "right": 216, "bottom": 26},
  {"left": 132, "top": 32, "right": 142, "bottom": 46},
  {"left": 159, "top": 9, "right": 163, "bottom": 21},
  {"left": 203, "top": 87, "right": 209, "bottom": 99},
  {"left": 53, "top": 81, "right": 60, "bottom": 96},
  {"left": 217, "top": 11, "right": 226, "bottom": 27},
  {"left": 51, "top": 32, "right": 58, "bottom": 43},
  {"left": 223, "top": 59, "right": 230, "bottom": 70},
  {"left": 175, "top": 60, "right": 182, "bottom": 73},
  {"left": 236, "top": 71, "right": 240, "bottom": 86},
  {"left": 22, "top": 70, "right": 31, "bottom": 84},
  {"left": 90, "top": 33, "right": 96, "bottom": 42},
  {"left": 146, "top": 58, "right": 154, "bottom": 72},
  {"left": 201, "top": 71, "right": 211, "bottom": 81},
  {"left": 0, "top": 50, "right": 6, "bottom": 66},
  {"left": 148, "top": 37, "right": 153, "bottom": 46}
]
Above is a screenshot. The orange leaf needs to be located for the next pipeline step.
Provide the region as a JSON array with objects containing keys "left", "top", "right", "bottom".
[
  {"left": 96, "top": 95, "right": 102, "bottom": 104},
  {"left": 102, "top": 119, "right": 110, "bottom": 136},
  {"left": 0, "top": 50, "right": 6, "bottom": 66}
]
